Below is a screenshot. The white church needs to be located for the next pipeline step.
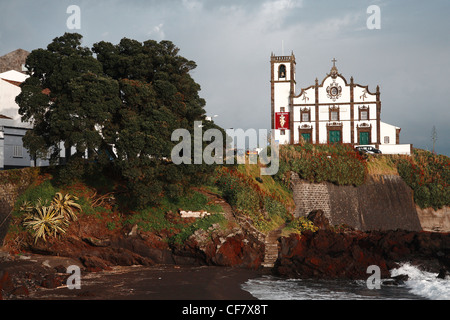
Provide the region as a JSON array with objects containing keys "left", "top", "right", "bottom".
[{"left": 271, "top": 53, "right": 412, "bottom": 154}]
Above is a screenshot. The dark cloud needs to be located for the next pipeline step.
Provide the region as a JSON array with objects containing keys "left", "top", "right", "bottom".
[{"left": 0, "top": 0, "right": 448, "bottom": 155}]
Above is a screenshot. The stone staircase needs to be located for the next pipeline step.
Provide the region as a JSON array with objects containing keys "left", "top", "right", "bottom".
[{"left": 262, "top": 229, "right": 281, "bottom": 268}]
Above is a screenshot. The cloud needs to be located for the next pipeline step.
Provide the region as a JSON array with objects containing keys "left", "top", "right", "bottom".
[
  {"left": 148, "top": 23, "right": 165, "bottom": 40},
  {"left": 182, "top": 0, "right": 203, "bottom": 11}
]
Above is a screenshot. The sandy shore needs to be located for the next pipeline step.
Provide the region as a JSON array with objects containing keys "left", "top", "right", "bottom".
[{"left": 22, "top": 264, "right": 261, "bottom": 300}]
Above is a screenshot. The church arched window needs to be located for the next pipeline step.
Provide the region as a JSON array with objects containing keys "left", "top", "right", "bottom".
[{"left": 278, "top": 64, "right": 286, "bottom": 79}]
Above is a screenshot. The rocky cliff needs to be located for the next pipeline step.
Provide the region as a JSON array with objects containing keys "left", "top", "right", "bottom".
[{"left": 274, "top": 211, "right": 450, "bottom": 280}]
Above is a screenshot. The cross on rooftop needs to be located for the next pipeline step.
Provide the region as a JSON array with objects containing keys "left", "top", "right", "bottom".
[{"left": 332, "top": 58, "right": 337, "bottom": 67}]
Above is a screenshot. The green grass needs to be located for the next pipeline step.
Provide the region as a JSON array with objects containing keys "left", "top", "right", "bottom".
[
  {"left": 123, "top": 190, "right": 227, "bottom": 243},
  {"left": 170, "top": 214, "right": 227, "bottom": 245},
  {"left": 167, "top": 191, "right": 223, "bottom": 213},
  {"left": 13, "top": 180, "right": 58, "bottom": 217}
]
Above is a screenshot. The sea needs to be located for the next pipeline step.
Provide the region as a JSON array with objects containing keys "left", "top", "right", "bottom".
[{"left": 241, "top": 263, "right": 450, "bottom": 300}]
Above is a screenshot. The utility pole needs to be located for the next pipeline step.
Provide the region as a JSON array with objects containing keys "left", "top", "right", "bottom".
[{"left": 431, "top": 125, "right": 437, "bottom": 154}]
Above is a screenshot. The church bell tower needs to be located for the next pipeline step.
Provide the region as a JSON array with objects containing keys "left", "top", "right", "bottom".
[{"left": 271, "top": 52, "right": 296, "bottom": 144}]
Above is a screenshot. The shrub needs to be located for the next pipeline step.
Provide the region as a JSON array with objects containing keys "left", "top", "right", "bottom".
[
  {"left": 286, "top": 216, "right": 318, "bottom": 234},
  {"left": 276, "top": 143, "right": 367, "bottom": 187},
  {"left": 51, "top": 192, "right": 82, "bottom": 221},
  {"left": 22, "top": 205, "right": 68, "bottom": 243},
  {"left": 214, "top": 167, "right": 291, "bottom": 232},
  {"left": 19, "top": 191, "right": 82, "bottom": 243},
  {"left": 397, "top": 150, "right": 450, "bottom": 209}
]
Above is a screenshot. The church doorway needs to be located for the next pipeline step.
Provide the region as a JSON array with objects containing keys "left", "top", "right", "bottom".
[
  {"left": 329, "top": 130, "right": 341, "bottom": 143},
  {"left": 301, "top": 133, "right": 311, "bottom": 143},
  {"left": 359, "top": 132, "right": 370, "bottom": 145}
]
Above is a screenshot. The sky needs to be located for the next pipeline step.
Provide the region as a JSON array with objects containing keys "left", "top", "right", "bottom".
[{"left": 0, "top": 0, "right": 449, "bottom": 156}]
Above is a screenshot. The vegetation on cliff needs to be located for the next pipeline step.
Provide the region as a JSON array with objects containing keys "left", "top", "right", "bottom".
[
  {"left": 396, "top": 149, "right": 450, "bottom": 210},
  {"left": 4, "top": 169, "right": 234, "bottom": 251},
  {"left": 276, "top": 143, "right": 368, "bottom": 187},
  {"left": 213, "top": 165, "right": 294, "bottom": 233}
]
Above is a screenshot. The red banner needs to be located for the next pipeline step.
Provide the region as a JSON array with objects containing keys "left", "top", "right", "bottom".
[{"left": 275, "top": 112, "right": 290, "bottom": 130}]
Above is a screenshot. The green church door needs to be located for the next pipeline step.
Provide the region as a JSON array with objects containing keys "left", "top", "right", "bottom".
[
  {"left": 301, "top": 133, "right": 311, "bottom": 143},
  {"left": 359, "top": 132, "right": 369, "bottom": 145},
  {"left": 329, "top": 130, "right": 341, "bottom": 143}
]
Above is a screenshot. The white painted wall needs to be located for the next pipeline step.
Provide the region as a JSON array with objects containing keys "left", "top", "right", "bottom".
[
  {"left": 378, "top": 144, "right": 411, "bottom": 155},
  {"left": 380, "top": 121, "right": 398, "bottom": 145}
]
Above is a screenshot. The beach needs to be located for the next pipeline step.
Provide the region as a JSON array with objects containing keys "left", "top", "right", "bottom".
[{"left": 13, "top": 263, "right": 261, "bottom": 300}]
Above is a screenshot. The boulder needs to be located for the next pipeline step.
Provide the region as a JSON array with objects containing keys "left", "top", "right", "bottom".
[
  {"left": 80, "top": 255, "right": 112, "bottom": 272},
  {"left": 307, "top": 210, "right": 330, "bottom": 230}
]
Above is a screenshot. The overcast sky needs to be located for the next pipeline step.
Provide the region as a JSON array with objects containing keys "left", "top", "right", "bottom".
[{"left": 0, "top": 0, "right": 449, "bottom": 155}]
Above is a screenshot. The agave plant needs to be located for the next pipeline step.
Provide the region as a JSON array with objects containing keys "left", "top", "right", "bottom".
[
  {"left": 51, "top": 192, "right": 82, "bottom": 221},
  {"left": 23, "top": 206, "right": 68, "bottom": 243}
]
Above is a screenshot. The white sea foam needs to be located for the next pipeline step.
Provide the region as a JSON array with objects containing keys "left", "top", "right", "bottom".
[
  {"left": 242, "top": 264, "right": 450, "bottom": 300},
  {"left": 389, "top": 262, "right": 450, "bottom": 300},
  {"left": 241, "top": 275, "right": 422, "bottom": 300}
]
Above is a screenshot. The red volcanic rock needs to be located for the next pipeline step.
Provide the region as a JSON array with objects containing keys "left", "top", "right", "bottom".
[
  {"left": 275, "top": 229, "right": 450, "bottom": 280},
  {"left": 40, "top": 274, "right": 67, "bottom": 289},
  {"left": 10, "top": 285, "right": 29, "bottom": 297},
  {"left": 80, "top": 255, "right": 112, "bottom": 272},
  {"left": 213, "top": 236, "right": 244, "bottom": 266},
  {"left": 0, "top": 271, "right": 14, "bottom": 293},
  {"left": 275, "top": 230, "right": 391, "bottom": 279}
]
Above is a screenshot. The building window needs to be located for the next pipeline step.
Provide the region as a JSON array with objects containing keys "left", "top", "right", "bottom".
[
  {"left": 331, "top": 111, "right": 338, "bottom": 121},
  {"left": 360, "top": 111, "right": 368, "bottom": 120},
  {"left": 359, "top": 106, "right": 369, "bottom": 120},
  {"left": 280, "top": 130, "right": 285, "bottom": 136},
  {"left": 384, "top": 136, "right": 390, "bottom": 144},
  {"left": 278, "top": 64, "right": 286, "bottom": 78},
  {"left": 329, "top": 106, "right": 340, "bottom": 121},
  {"left": 13, "top": 145, "right": 23, "bottom": 158},
  {"left": 301, "top": 108, "right": 310, "bottom": 122}
]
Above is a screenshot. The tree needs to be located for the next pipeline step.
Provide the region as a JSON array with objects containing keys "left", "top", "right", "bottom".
[
  {"left": 17, "top": 33, "right": 222, "bottom": 208},
  {"left": 17, "top": 33, "right": 113, "bottom": 165}
]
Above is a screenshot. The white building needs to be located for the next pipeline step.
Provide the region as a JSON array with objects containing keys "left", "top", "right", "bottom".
[
  {"left": 0, "top": 69, "right": 50, "bottom": 169},
  {"left": 271, "top": 53, "right": 412, "bottom": 155}
]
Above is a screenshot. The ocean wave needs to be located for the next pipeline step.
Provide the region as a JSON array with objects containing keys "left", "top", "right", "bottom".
[
  {"left": 389, "top": 262, "right": 450, "bottom": 300},
  {"left": 241, "top": 275, "right": 422, "bottom": 300}
]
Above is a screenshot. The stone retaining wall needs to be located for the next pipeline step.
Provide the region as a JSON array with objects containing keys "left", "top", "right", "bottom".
[
  {"left": 0, "top": 168, "right": 38, "bottom": 245},
  {"left": 291, "top": 173, "right": 423, "bottom": 231}
]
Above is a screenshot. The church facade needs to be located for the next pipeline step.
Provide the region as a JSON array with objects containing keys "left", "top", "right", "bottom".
[{"left": 271, "top": 53, "right": 411, "bottom": 154}]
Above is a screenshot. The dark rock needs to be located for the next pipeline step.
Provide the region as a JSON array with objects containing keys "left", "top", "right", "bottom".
[
  {"left": 54, "top": 264, "right": 67, "bottom": 274},
  {"left": 437, "top": 268, "right": 447, "bottom": 280},
  {"left": 391, "top": 274, "right": 409, "bottom": 285},
  {"left": 41, "top": 274, "right": 66, "bottom": 289},
  {"left": 307, "top": 210, "right": 330, "bottom": 230},
  {"left": 80, "top": 255, "right": 112, "bottom": 272},
  {"left": 83, "top": 237, "right": 111, "bottom": 247},
  {"left": 11, "top": 285, "right": 29, "bottom": 296}
]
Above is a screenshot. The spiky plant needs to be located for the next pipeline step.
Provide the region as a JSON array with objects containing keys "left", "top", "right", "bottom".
[
  {"left": 23, "top": 206, "right": 68, "bottom": 243},
  {"left": 19, "top": 200, "right": 34, "bottom": 213},
  {"left": 51, "top": 192, "right": 82, "bottom": 221}
]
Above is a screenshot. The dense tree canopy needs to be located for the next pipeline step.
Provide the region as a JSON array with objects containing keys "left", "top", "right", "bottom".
[{"left": 17, "top": 33, "right": 221, "bottom": 208}]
